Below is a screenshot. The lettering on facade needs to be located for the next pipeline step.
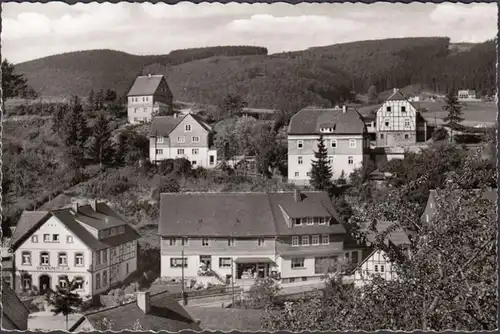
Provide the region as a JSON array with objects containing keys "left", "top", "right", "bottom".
[{"left": 36, "top": 266, "right": 71, "bottom": 271}]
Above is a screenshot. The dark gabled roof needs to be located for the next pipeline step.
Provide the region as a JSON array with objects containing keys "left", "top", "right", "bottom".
[
  {"left": 288, "top": 106, "right": 366, "bottom": 135},
  {"left": 127, "top": 75, "right": 165, "bottom": 96},
  {"left": 10, "top": 202, "right": 140, "bottom": 252},
  {"left": 385, "top": 89, "right": 408, "bottom": 101},
  {"left": 159, "top": 191, "right": 347, "bottom": 237},
  {"left": 73, "top": 292, "right": 201, "bottom": 332},
  {"left": 360, "top": 221, "right": 410, "bottom": 246},
  {"left": 149, "top": 114, "right": 212, "bottom": 137},
  {"left": 1, "top": 282, "right": 29, "bottom": 330}
]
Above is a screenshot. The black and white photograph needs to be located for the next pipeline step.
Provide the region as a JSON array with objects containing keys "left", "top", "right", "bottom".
[{"left": 0, "top": 1, "right": 497, "bottom": 332}]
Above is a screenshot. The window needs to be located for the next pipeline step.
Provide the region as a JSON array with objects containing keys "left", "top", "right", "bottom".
[
  {"left": 302, "top": 235, "right": 310, "bottom": 246},
  {"left": 297, "top": 140, "right": 303, "bottom": 149},
  {"left": 294, "top": 172, "right": 299, "bottom": 177},
  {"left": 319, "top": 217, "right": 326, "bottom": 225},
  {"left": 21, "top": 251, "right": 31, "bottom": 265},
  {"left": 380, "top": 134, "right": 384, "bottom": 139},
  {"left": 191, "top": 161, "right": 197, "bottom": 166},
  {"left": 322, "top": 234, "right": 329, "bottom": 245},
  {"left": 289, "top": 278, "right": 296, "bottom": 283},
  {"left": 177, "top": 136, "right": 185, "bottom": 143},
  {"left": 292, "top": 236, "right": 299, "bottom": 246},
  {"left": 312, "top": 235, "right": 320, "bottom": 245},
  {"left": 96, "top": 251, "right": 101, "bottom": 265},
  {"left": 298, "top": 156, "right": 303, "bottom": 165},
  {"left": 170, "top": 258, "right": 187, "bottom": 268},
  {"left": 386, "top": 106, "right": 391, "bottom": 112},
  {"left": 103, "top": 271, "right": 108, "bottom": 286},
  {"left": 380, "top": 265, "right": 385, "bottom": 272},
  {"left": 66, "top": 236, "right": 73, "bottom": 243},
  {"left": 40, "top": 252, "right": 50, "bottom": 265},
  {"left": 192, "top": 148, "right": 199, "bottom": 155},
  {"left": 202, "top": 238, "right": 209, "bottom": 246},
  {"left": 58, "top": 252, "right": 68, "bottom": 266},
  {"left": 185, "top": 124, "right": 192, "bottom": 132},
  {"left": 53, "top": 234, "right": 59, "bottom": 242},
  {"left": 192, "top": 136, "right": 200, "bottom": 143},
  {"left": 294, "top": 218, "right": 302, "bottom": 226},
  {"left": 258, "top": 238, "right": 265, "bottom": 246},
  {"left": 374, "top": 265, "right": 379, "bottom": 272},
  {"left": 169, "top": 238, "right": 176, "bottom": 246},
  {"left": 96, "top": 273, "right": 101, "bottom": 289},
  {"left": 181, "top": 237, "right": 189, "bottom": 246},
  {"left": 331, "top": 140, "right": 337, "bottom": 148},
  {"left": 404, "top": 134, "right": 409, "bottom": 139},
  {"left": 348, "top": 156, "right": 354, "bottom": 165},
  {"left": 126, "top": 263, "right": 129, "bottom": 275},
  {"left": 291, "top": 257, "right": 305, "bottom": 268},
  {"left": 58, "top": 275, "right": 68, "bottom": 288},
  {"left": 177, "top": 149, "right": 185, "bottom": 155},
  {"left": 75, "top": 253, "right": 84, "bottom": 266},
  {"left": 75, "top": 277, "right": 84, "bottom": 290},
  {"left": 156, "top": 137, "right": 164, "bottom": 144},
  {"left": 102, "top": 249, "right": 108, "bottom": 263},
  {"left": 313, "top": 217, "right": 320, "bottom": 224},
  {"left": 426, "top": 214, "right": 429, "bottom": 223},
  {"left": 306, "top": 218, "right": 313, "bottom": 226},
  {"left": 385, "top": 121, "right": 390, "bottom": 127},
  {"left": 349, "top": 139, "right": 356, "bottom": 148},
  {"left": 31, "top": 235, "right": 38, "bottom": 243},
  {"left": 404, "top": 120, "right": 410, "bottom": 127},
  {"left": 430, "top": 202, "right": 433, "bottom": 209},
  {"left": 401, "top": 106, "right": 406, "bottom": 112},
  {"left": 228, "top": 238, "right": 235, "bottom": 246},
  {"left": 219, "top": 258, "right": 231, "bottom": 268},
  {"left": 111, "top": 228, "right": 116, "bottom": 235},
  {"left": 306, "top": 172, "right": 311, "bottom": 177},
  {"left": 43, "top": 234, "right": 50, "bottom": 242}
]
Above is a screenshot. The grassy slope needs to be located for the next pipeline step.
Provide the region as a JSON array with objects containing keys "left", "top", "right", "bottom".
[{"left": 14, "top": 38, "right": 494, "bottom": 109}]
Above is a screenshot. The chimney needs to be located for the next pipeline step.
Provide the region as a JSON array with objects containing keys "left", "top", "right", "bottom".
[
  {"left": 393, "top": 88, "right": 398, "bottom": 93},
  {"left": 342, "top": 105, "right": 346, "bottom": 114},
  {"left": 137, "top": 290, "right": 151, "bottom": 314},
  {"left": 72, "top": 202, "right": 79, "bottom": 213},
  {"left": 90, "top": 200, "right": 98, "bottom": 212},
  {"left": 294, "top": 189, "right": 302, "bottom": 202}
]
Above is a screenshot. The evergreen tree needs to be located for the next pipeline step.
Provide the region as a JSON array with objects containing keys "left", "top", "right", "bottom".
[
  {"left": 62, "top": 96, "right": 89, "bottom": 168},
  {"left": 95, "top": 89, "right": 104, "bottom": 110},
  {"left": 1, "top": 59, "right": 28, "bottom": 99},
  {"left": 113, "top": 132, "right": 127, "bottom": 166},
  {"left": 310, "top": 134, "right": 333, "bottom": 190},
  {"left": 89, "top": 112, "right": 114, "bottom": 169},
  {"left": 367, "top": 85, "right": 378, "bottom": 103},
  {"left": 88, "top": 89, "right": 95, "bottom": 110},
  {"left": 52, "top": 103, "right": 68, "bottom": 133},
  {"left": 442, "top": 91, "right": 464, "bottom": 142},
  {"left": 45, "top": 276, "right": 83, "bottom": 330}
]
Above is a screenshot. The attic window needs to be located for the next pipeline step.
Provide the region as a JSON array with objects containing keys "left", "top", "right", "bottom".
[
  {"left": 185, "top": 124, "right": 192, "bottom": 132},
  {"left": 320, "top": 127, "right": 335, "bottom": 133},
  {"left": 386, "top": 106, "right": 392, "bottom": 112},
  {"left": 401, "top": 106, "right": 406, "bottom": 112}
]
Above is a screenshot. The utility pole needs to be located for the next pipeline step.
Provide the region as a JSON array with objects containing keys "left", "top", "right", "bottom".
[
  {"left": 181, "top": 248, "right": 187, "bottom": 306},
  {"left": 231, "top": 259, "right": 235, "bottom": 308}
]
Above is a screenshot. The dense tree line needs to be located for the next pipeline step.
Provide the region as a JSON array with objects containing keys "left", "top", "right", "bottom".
[{"left": 166, "top": 46, "right": 268, "bottom": 65}]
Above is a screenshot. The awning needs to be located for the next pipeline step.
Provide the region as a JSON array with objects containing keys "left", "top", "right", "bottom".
[{"left": 234, "top": 257, "right": 275, "bottom": 264}]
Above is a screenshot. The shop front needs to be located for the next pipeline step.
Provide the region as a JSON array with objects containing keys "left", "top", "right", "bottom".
[{"left": 234, "top": 257, "right": 276, "bottom": 279}]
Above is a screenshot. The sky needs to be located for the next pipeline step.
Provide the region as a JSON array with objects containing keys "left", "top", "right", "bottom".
[{"left": 2, "top": 2, "right": 497, "bottom": 64}]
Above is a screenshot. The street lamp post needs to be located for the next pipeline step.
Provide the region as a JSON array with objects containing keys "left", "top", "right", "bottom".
[
  {"left": 181, "top": 248, "right": 187, "bottom": 306},
  {"left": 231, "top": 259, "right": 235, "bottom": 308}
]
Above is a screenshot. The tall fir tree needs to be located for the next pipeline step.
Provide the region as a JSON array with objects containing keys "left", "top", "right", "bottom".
[
  {"left": 90, "top": 112, "right": 114, "bottom": 169},
  {"left": 113, "top": 132, "right": 127, "bottom": 166},
  {"left": 310, "top": 134, "right": 333, "bottom": 190},
  {"left": 87, "top": 89, "right": 95, "bottom": 110},
  {"left": 62, "top": 96, "right": 89, "bottom": 169},
  {"left": 442, "top": 91, "right": 464, "bottom": 142}
]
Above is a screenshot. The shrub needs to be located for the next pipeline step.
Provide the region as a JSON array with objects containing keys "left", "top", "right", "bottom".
[
  {"left": 158, "top": 159, "right": 175, "bottom": 175},
  {"left": 151, "top": 176, "right": 181, "bottom": 201},
  {"left": 432, "top": 127, "right": 449, "bottom": 141},
  {"left": 81, "top": 172, "right": 132, "bottom": 198},
  {"left": 243, "top": 277, "right": 281, "bottom": 309},
  {"left": 173, "top": 158, "right": 192, "bottom": 176}
]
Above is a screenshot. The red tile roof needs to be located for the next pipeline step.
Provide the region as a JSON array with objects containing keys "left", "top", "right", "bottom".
[
  {"left": 288, "top": 106, "right": 366, "bottom": 135},
  {"left": 159, "top": 191, "right": 346, "bottom": 237}
]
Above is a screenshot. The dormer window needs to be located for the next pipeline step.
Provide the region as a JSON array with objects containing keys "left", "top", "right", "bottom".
[
  {"left": 320, "top": 127, "right": 335, "bottom": 133},
  {"left": 306, "top": 218, "right": 313, "bottom": 226},
  {"left": 294, "top": 218, "right": 302, "bottom": 226},
  {"left": 156, "top": 137, "right": 164, "bottom": 144}
]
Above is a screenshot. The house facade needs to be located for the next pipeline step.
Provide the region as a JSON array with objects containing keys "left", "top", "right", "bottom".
[
  {"left": 9, "top": 201, "right": 140, "bottom": 297},
  {"left": 287, "top": 105, "right": 370, "bottom": 184},
  {"left": 127, "top": 74, "right": 173, "bottom": 124},
  {"left": 457, "top": 89, "right": 478, "bottom": 101},
  {"left": 149, "top": 113, "right": 217, "bottom": 168},
  {"left": 375, "top": 88, "right": 428, "bottom": 147},
  {"left": 352, "top": 221, "right": 411, "bottom": 288},
  {"left": 158, "top": 190, "right": 364, "bottom": 284}
]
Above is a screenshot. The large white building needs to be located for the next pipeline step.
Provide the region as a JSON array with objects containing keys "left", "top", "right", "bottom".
[
  {"left": 8, "top": 201, "right": 140, "bottom": 297},
  {"left": 127, "top": 74, "right": 173, "bottom": 124},
  {"left": 287, "top": 105, "right": 370, "bottom": 184},
  {"left": 149, "top": 113, "right": 218, "bottom": 168},
  {"left": 158, "top": 190, "right": 364, "bottom": 284}
]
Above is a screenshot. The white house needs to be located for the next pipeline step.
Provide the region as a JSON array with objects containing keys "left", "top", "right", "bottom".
[
  {"left": 352, "top": 221, "right": 411, "bottom": 288},
  {"left": 457, "top": 89, "right": 479, "bottom": 101},
  {"left": 149, "top": 113, "right": 217, "bottom": 168},
  {"left": 287, "top": 105, "right": 370, "bottom": 184},
  {"left": 9, "top": 200, "right": 140, "bottom": 297},
  {"left": 127, "top": 74, "right": 173, "bottom": 124}
]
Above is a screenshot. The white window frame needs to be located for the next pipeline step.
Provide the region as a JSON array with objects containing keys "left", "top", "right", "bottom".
[
  {"left": 170, "top": 258, "right": 187, "bottom": 268},
  {"left": 192, "top": 148, "right": 199, "bottom": 155},
  {"left": 66, "top": 236, "right": 73, "bottom": 243},
  {"left": 156, "top": 137, "right": 164, "bottom": 144},
  {"left": 185, "top": 124, "right": 192, "bottom": 132},
  {"left": 331, "top": 139, "right": 337, "bottom": 148},
  {"left": 58, "top": 276, "right": 68, "bottom": 288},
  {"left": 40, "top": 252, "right": 50, "bottom": 265},
  {"left": 295, "top": 172, "right": 299, "bottom": 177},
  {"left": 22, "top": 252, "right": 31, "bottom": 265},
  {"left": 96, "top": 273, "right": 101, "bottom": 289},
  {"left": 319, "top": 217, "right": 327, "bottom": 225},
  {"left": 192, "top": 136, "right": 200, "bottom": 143},
  {"left": 322, "top": 234, "right": 329, "bottom": 244},
  {"left": 291, "top": 236, "right": 299, "bottom": 247},
  {"left": 228, "top": 238, "right": 235, "bottom": 246},
  {"left": 294, "top": 218, "right": 302, "bottom": 226},
  {"left": 348, "top": 156, "right": 354, "bottom": 165},
  {"left": 312, "top": 235, "right": 320, "bottom": 245},
  {"left": 298, "top": 156, "right": 303, "bottom": 165},
  {"left": 219, "top": 257, "right": 231, "bottom": 268},
  {"left": 177, "top": 149, "right": 185, "bottom": 155},
  {"left": 349, "top": 139, "right": 356, "bottom": 148},
  {"left": 306, "top": 218, "right": 314, "bottom": 226},
  {"left": 401, "top": 106, "right": 406, "bottom": 113},
  {"left": 297, "top": 140, "right": 304, "bottom": 149},
  {"left": 156, "top": 149, "right": 163, "bottom": 155},
  {"left": 302, "top": 235, "right": 310, "bottom": 246},
  {"left": 58, "top": 252, "right": 68, "bottom": 266},
  {"left": 291, "top": 257, "right": 305, "bottom": 269},
  {"left": 258, "top": 238, "right": 265, "bottom": 246},
  {"left": 202, "top": 238, "right": 209, "bottom": 246},
  {"left": 43, "top": 234, "right": 50, "bottom": 242},
  {"left": 52, "top": 234, "right": 59, "bottom": 242},
  {"left": 75, "top": 277, "right": 84, "bottom": 290},
  {"left": 177, "top": 136, "right": 186, "bottom": 143},
  {"left": 75, "top": 253, "right": 84, "bottom": 266}
]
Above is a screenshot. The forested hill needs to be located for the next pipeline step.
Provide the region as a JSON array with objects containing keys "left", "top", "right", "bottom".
[{"left": 14, "top": 37, "right": 495, "bottom": 109}]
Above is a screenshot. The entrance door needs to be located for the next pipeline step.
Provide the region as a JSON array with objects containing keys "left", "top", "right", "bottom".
[
  {"left": 200, "top": 255, "right": 212, "bottom": 270},
  {"left": 39, "top": 275, "right": 51, "bottom": 294}
]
